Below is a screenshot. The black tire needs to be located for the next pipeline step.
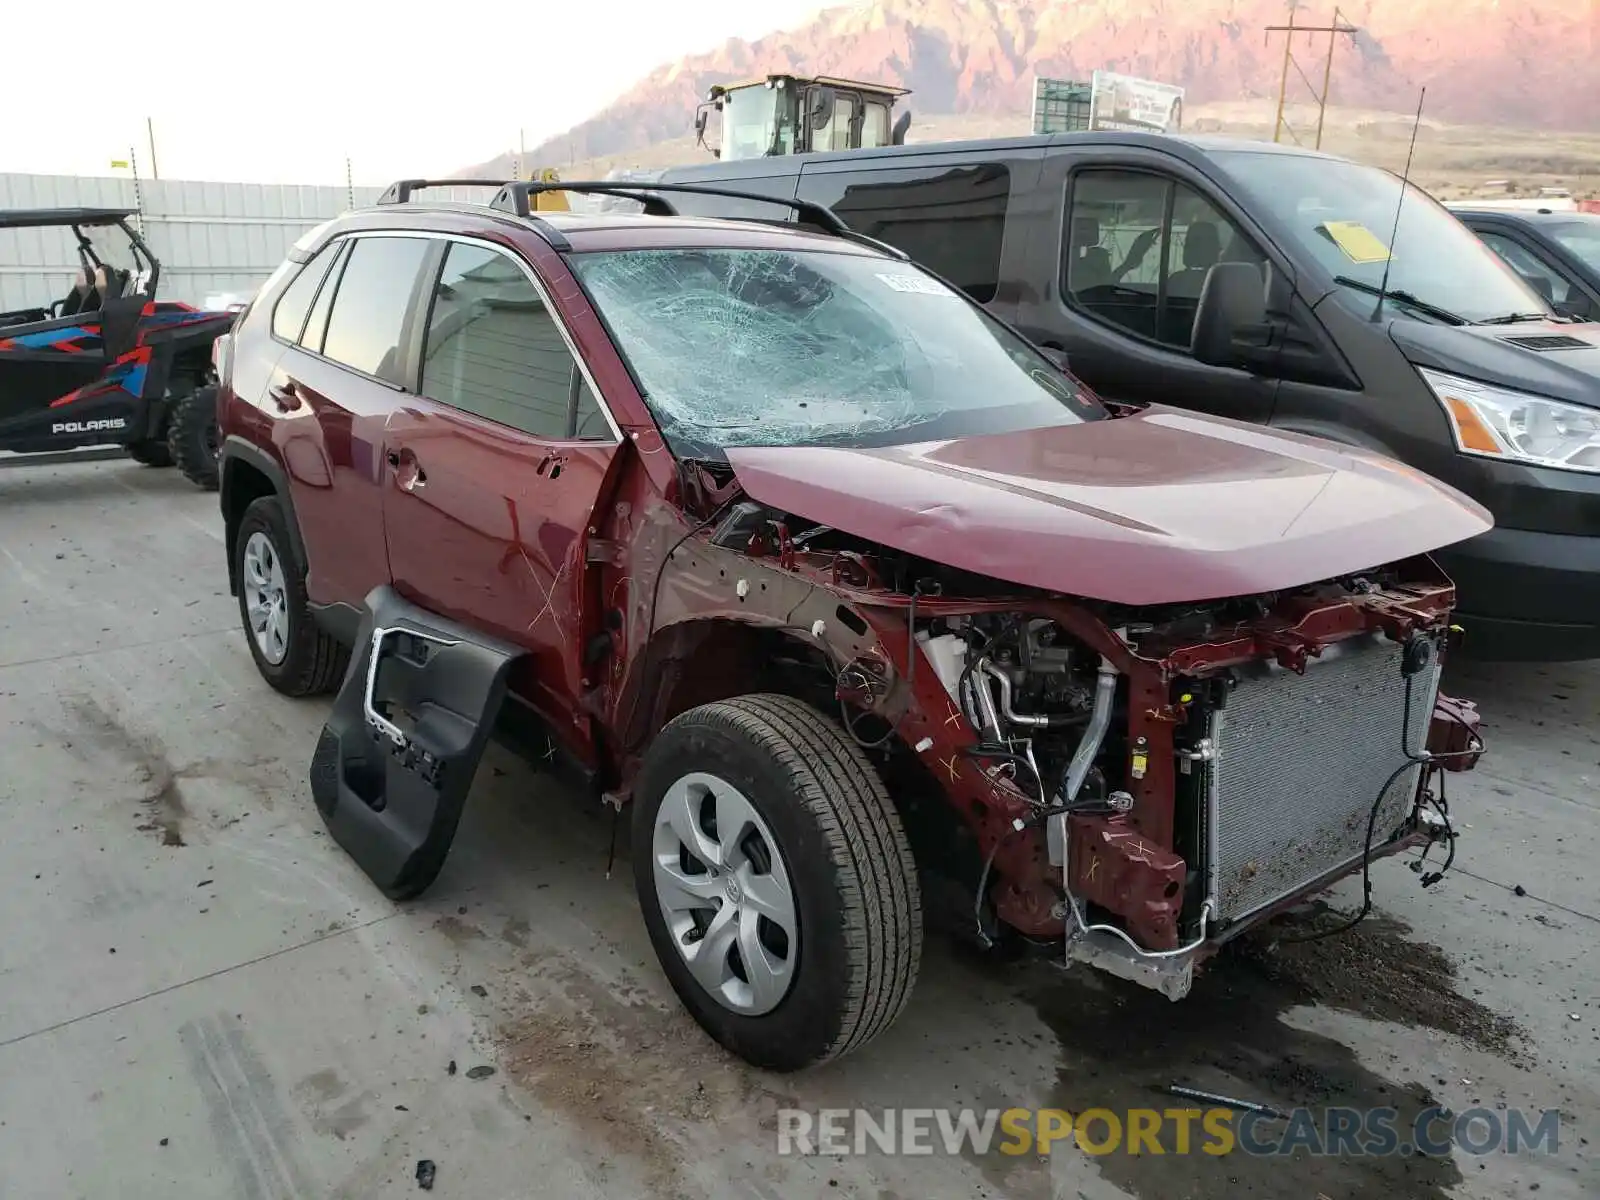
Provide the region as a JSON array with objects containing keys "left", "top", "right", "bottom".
[
  {"left": 126, "top": 440, "right": 173, "bottom": 468},
  {"left": 632, "top": 693, "right": 922, "bottom": 1071},
  {"left": 234, "top": 495, "right": 348, "bottom": 697},
  {"left": 168, "top": 385, "right": 221, "bottom": 491}
]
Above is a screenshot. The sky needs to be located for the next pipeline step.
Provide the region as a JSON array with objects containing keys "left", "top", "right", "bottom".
[{"left": 2, "top": 0, "right": 828, "bottom": 186}]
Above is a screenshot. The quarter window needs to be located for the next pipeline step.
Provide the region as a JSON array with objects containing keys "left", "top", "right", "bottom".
[
  {"left": 320, "top": 235, "right": 431, "bottom": 383},
  {"left": 271, "top": 241, "right": 341, "bottom": 343},
  {"left": 419, "top": 242, "right": 610, "bottom": 441},
  {"left": 1066, "top": 170, "right": 1264, "bottom": 349},
  {"left": 300, "top": 241, "right": 348, "bottom": 354}
]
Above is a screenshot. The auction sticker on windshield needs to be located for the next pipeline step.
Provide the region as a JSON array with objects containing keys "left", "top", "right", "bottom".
[
  {"left": 876, "top": 272, "right": 956, "bottom": 296},
  {"left": 1320, "top": 220, "right": 1393, "bottom": 264}
]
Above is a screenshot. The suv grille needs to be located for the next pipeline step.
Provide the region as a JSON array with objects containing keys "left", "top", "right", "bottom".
[{"left": 1201, "top": 634, "right": 1441, "bottom": 925}]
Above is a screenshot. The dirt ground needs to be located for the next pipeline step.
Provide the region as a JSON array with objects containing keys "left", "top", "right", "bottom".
[{"left": 1, "top": 457, "right": 1596, "bottom": 1199}]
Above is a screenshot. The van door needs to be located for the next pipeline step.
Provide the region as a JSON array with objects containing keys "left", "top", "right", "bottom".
[
  {"left": 1013, "top": 148, "right": 1286, "bottom": 426},
  {"left": 795, "top": 149, "right": 1047, "bottom": 320}
]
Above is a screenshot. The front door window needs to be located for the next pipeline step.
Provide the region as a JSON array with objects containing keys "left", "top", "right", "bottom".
[{"left": 1065, "top": 170, "right": 1264, "bottom": 349}]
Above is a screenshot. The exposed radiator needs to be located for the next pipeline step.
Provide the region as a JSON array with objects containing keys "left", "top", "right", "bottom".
[{"left": 1201, "top": 633, "right": 1442, "bottom": 925}]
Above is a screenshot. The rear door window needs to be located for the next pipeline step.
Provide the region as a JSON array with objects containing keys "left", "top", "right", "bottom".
[
  {"left": 320, "top": 235, "right": 432, "bottom": 384},
  {"left": 1066, "top": 170, "right": 1264, "bottom": 348},
  {"left": 418, "top": 241, "right": 613, "bottom": 441},
  {"left": 798, "top": 162, "right": 1011, "bottom": 303}
]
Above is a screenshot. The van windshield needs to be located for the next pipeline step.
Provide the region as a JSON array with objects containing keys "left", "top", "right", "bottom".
[
  {"left": 1214, "top": 150, "right": 1550, "bottom": 325},
  {"left": 569, "top": 247, "right": 1104, "bottom": 457}
]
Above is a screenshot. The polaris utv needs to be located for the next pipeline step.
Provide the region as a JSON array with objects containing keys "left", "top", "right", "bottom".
[{"left": 0, "top": 207, "right": 233, "bottom": 488}]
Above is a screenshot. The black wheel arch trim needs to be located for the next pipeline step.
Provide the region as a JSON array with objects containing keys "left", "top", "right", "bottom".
[{"left": 220, "top": 434, "right": 309, "bottom": 593}]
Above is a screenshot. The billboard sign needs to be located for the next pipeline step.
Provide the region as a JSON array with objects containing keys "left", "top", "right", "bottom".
[
  {"left": 1032, "top": 77, "right": 1093, "bottom": 135},
  {"left": 1088, "top": 70, "right": 1186, "bottom": 133}
]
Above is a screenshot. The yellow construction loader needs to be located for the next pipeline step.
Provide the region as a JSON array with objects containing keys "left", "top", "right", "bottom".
[{"left": 693, "top": 74, "right": 913, "bottom": 161}]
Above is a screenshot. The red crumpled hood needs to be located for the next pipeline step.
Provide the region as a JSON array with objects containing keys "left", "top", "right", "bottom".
[{"left": 724, "top": 406, "right": 1493, "bottom": 605}]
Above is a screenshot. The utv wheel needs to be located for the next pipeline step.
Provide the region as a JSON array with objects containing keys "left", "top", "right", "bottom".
[
  {"left": 126, "top": 440, "right": 173, "bottom": 468},
  {"left": 234, "top": 496, "right": 348, "bottom": 697},
  {"left": 168, "top": 385, "right": 221, "bottom": 491},
  {"left": 633, "top": 694, "right": 922, "bottom": 1072}
]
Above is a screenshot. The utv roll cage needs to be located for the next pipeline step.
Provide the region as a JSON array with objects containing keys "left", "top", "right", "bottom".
[
  {"left": 374, "top": 178, "right": 910, "bottom": 261},
  {"left": 0, "top": 208, "right": 159, "bottom": 314}
]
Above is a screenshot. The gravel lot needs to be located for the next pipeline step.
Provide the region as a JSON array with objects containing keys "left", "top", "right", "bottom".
[{"left": 1, "top": 457, "right": 1596, "bottom": 1200}]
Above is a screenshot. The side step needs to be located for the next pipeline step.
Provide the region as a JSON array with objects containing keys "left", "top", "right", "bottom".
[{"left": 310, "top": 586, "right": 521, "bottom": 900}]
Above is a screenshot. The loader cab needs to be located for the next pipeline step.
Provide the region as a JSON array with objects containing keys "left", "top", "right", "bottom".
[{"left": 694, "top": 74, "right": 912, "bottom": 162}]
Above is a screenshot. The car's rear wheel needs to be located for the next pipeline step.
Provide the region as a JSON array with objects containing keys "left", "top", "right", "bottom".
[
  {"left": 234, "top": 496, "right": 348, "bottom": 696},
  {"left": 632, "top": 694, "right": 922, "bottom": 1071},
  {"left": 168, "top": 385, "right": 220, "bottom": 491}
]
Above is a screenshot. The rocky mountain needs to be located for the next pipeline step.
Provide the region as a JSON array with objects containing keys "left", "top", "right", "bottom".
[{"left": 513, "top": 0, "right": 1598, "bottom": 166}]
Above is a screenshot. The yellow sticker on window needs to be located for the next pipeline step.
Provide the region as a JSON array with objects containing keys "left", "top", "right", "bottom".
[{"left": 1320, "top": 220, "right": 1392, "bottom": 264}]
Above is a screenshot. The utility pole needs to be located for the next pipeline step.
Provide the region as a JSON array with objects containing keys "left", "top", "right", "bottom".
[
  {"left": 517, "top": 128, "right": 526, "bottom": 181},
  {"left": 345, "top": 156, "right": 355, "bottom": 211},
  {"left": 1264, "top": 6, "right": 1358, "bottom": 149},
  {"left": 146, "top": 117, "right": 159, "bottom": 179}
]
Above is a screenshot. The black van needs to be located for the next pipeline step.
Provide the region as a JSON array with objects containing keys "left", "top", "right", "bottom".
[{"left": 656, "top": 134, "right": 1600, "bottom": 662}]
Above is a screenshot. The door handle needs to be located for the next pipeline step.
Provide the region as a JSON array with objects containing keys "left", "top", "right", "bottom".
[{"left": 268, "top": 383, "right": 302, "bottom": 413}]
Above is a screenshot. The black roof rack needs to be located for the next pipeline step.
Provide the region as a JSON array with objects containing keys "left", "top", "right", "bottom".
[{"left": 373, "top": 177, "right": 908, "bottom": 260}]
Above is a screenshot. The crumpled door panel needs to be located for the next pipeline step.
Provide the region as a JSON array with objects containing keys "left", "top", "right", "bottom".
[{"left": 310, "top": 586, "right": 520, "bottom": 900}]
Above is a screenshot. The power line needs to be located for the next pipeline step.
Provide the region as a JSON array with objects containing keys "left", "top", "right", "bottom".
[{"left": 1265, "top": 5, "right": 1359, "bottom": 149}]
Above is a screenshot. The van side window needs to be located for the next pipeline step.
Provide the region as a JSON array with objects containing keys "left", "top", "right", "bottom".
[
  {"left": 419, "top": 241, "right": 612, "bottom": 441},
  {"left": 1066, "top": 171, "right": 1263, "bottom": 349},
  {"left": 798, "top": 163, "right": 1011, "bottom": 303}
]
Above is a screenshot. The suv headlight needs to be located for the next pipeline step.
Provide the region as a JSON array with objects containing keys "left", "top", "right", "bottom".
[{"left": 1420, "top": 368, "right": 1600, "bottom": 474}]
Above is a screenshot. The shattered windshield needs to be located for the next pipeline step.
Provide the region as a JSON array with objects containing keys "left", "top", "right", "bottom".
[
  {"left": 1214, "top": 150, "right": 1549, "bottom": 325},
  {"left": 568, "top": 248, "right": 1104, "bottom": 455}
]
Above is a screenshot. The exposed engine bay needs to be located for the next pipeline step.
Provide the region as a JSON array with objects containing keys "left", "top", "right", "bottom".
[{"left": 645, "top": 488, "right": 1484, "bottom": 1000}]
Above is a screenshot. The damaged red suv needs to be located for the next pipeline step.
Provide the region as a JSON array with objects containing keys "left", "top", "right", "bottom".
[{"left": 216, "top": 179, "right": 1490, "bottom": 1071}]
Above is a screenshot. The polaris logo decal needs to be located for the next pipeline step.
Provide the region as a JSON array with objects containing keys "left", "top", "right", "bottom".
[{"left": 53, "top": 418, "right": 127, "bottom": 433}]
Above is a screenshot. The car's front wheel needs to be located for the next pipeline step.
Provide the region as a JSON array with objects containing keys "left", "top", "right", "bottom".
[
  {"left": 234, "top": 495, "right": 348, "bottom": 696},
  {"left": 633, "top": 694, "right": 922, "bottom": 1071}
]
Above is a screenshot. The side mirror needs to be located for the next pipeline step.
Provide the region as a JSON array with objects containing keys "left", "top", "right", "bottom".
[
  {"left": 694, "top": 109, "right": 708, "bottom": 139},
  {"left": 1191, "top": 262, "right": 1271, "bottom": 370},
  {"left": 891, "top": 109, "right": 913, "bottom": 145}
]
